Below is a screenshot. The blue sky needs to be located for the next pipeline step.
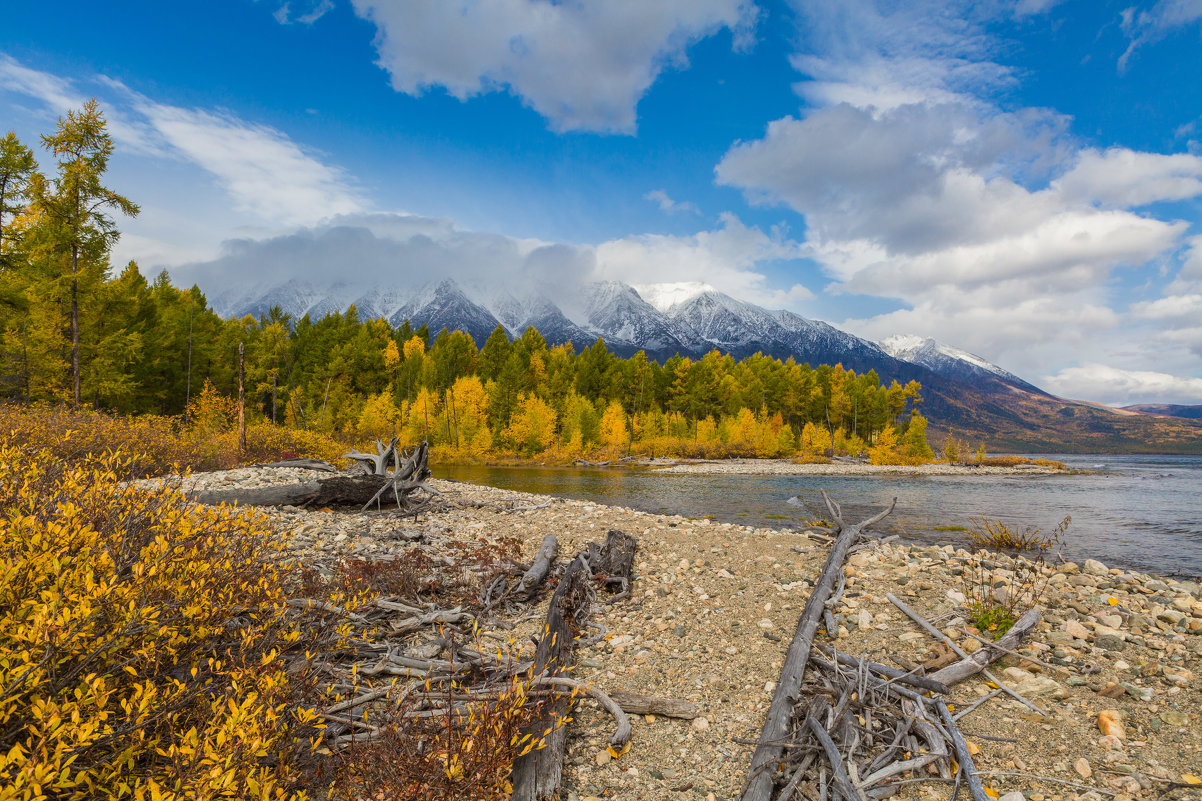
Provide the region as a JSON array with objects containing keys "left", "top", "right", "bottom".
[{"left": 2, "top": 0, "right": 1202, "bottom": 405}]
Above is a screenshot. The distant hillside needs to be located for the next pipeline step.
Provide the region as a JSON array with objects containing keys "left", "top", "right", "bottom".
[
  {"left": 211, "top": 277, "right": 1202, "bottom": 454},
  {"left": 1121, "top": 404, "right": 1202, "bottom": 420}
]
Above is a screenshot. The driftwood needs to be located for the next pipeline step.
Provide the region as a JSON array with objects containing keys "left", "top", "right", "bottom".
[
  {"left": 741, "top": 492, "right": 895, "bottom": 801},
  {"left": 818, "top": 645, "right": 951, "bottom": 695},
  {"left": 515, "top": 534, "right": 558, "bottom": 600},
  {"left": 343, "top": 436, "right": 400, "bottom": 475},
  {"left": 929, "top": 607, "right": 1042, "bottom": 685},
  {"left": 188, "top": 441, "right": 434, "bottom": 512},
  {"left": 511, "top": 531, "right": 639, "bottom": 801},
  {"left": 252, "top": 458, "right": 337, "bottom": 471},
  {"left": 606, "top": 690, "right": 698, "bottom": 720},
  {"left": 887, "top": 594, "right": 1046, "bottom": 715}
]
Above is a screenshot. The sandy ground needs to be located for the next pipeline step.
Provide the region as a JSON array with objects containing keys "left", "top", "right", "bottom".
[{"left": 180, "top": 466, "right": 1201, "bottom": 801}]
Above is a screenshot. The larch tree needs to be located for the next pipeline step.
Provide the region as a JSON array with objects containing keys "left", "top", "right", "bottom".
[{"left": 34, "top": 100, "right": 139, "bottom": 404}]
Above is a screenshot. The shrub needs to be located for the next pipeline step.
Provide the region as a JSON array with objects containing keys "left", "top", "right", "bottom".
[
  {"left": 0, "top": 445, "right": 329, "bottom": 799},
  {"left": 959, "top": 515, "right": 1068, "bottom": 637},
  {"left": 0, "top": 402, "right": 347, "bottom": 477}
]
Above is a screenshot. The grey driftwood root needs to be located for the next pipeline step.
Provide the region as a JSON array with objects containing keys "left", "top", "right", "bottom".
[
  {"left": 516, "top": 534, "right": 559, "bottom": 600},
  {"left": 929, "top": 607, "right": 1042, "bottom": 685},
  {"left": 511, "top": 531, "right": 638, "bottom": 801},
  {"left": 740, "top": 491, "right": 896, "bottom": 801},
  {"left": 186, "top": 441, "right": 434, "bottom": 511}
]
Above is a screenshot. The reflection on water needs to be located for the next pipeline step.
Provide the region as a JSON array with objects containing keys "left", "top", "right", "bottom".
[{"left": 437, "top": 454, "right": 1202, "bottom": 578}]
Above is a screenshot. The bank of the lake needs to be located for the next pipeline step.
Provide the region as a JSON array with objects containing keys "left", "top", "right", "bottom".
[
  {"left": 178, "top": 464, "right": 1202, "bottom": 800},
  {"left": 436, "top": 454, "right": 1202, "bottom": 579}
]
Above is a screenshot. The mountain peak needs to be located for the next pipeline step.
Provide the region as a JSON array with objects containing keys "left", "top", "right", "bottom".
[{"left": 631, "top": 281, "right": 717, "bottom": 313}]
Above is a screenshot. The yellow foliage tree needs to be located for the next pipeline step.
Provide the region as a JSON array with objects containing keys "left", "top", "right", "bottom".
[
  {"left": 357, "top": 388, "right": 398, "bottom": 439},
  {"left": 504, "top": 393, "right": 558, "bottom": 455},
  {"left": 800, "top": 421, "right": 831, "bottom": 459},
  {"left": 599, "top": 400, "right": 628, "bottom": 451},
  {"left": 868, "top": 425, "right": 903, "bottom": 465}
]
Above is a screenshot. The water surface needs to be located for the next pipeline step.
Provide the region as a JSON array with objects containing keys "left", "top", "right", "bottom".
[{"left": 437, "top": 454, "right": 1202, "bottom": 578}]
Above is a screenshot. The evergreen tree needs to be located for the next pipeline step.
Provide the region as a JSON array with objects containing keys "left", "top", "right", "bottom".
[{"left": 33, "top": 100, "right": 139, "bottom": 403}]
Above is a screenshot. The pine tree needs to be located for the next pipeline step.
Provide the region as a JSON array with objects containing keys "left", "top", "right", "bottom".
[{"left": 33, "top": 100, "right": 138, "bottom": 403}]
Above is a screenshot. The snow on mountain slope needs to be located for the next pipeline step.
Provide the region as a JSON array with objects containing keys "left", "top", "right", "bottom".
[
  {"left": 879, "top": 335, "right": 1047, "bottom": 395},
  {"left": 388, "top": 279, "right": 503, "bottom": 345},
  {"left": 583, "top": 281, "right": 703, "bottom": 357},
  {"left": 631, "top": 282, "right": 715, "bottom": 313}
]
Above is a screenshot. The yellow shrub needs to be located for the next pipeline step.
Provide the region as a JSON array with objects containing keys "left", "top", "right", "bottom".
[{"left": 0, "top": 445, "right": 327, "bottom": 799}]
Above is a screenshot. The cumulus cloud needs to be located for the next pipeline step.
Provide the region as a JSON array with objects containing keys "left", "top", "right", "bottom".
[
  {"left": 713, "top": 0, "right": 1202, "bottom": 393},
  {"left": 175, "top": 210, "right": 805, "bottom": 316},
  {"left": 1043, "top": 364, "right": 1202, "bottom": 406},
  {"left": 348, "top": 0, "right": 758, "bottom": 133}
]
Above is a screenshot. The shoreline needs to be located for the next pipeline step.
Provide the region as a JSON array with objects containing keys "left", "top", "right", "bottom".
[
  {"left": 649, "top": 457, "right": 1067, "bottom": 476},
  {"left": 181, "top": 466, "right": 1202, "bottom": 799}
]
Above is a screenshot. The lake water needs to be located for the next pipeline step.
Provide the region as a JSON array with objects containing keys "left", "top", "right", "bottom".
[{"left": 436, "top": 454, "right": 1202, "bottom": 579}]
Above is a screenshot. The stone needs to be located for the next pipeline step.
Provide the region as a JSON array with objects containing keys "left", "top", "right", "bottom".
[
  {"left": 692, "top": 716, "right": 710, "bottom": 731},
  {"left": 1098, "top": 614, "right": 1123, "bottom": 629},
  {"left": 999, "top": 793, "right": 1026, "bottom": 801},
  {"left": 1097, "top": 634, "right": 1126, "bottom": 652},
  {"left": 1097, "top": 710, "right": 1126, "bottom": 739},
  {"left": 1084, "top": 559, "right": 1109, "bottom": 576},
  {"left": 1003, "top": 667, "right": 1035, "bottom": 684},
  {"left": 1121, "top": 682, "right": 1153, "bottom": 702},
  {"left": 1065, "top": 620, "right": 1091, "bottom": 639},
  {"left": 1160, "top": 710, "right": 1189, "bottom": 726},
  {"left": 1075, "top": 758, "right": 1093, "bottom": 779},
  {"left": 594, "top": 750, "right": 612, "bottom": 766},
  {"left": 1015, "top": 675, "right": 1069, "bottom": 700}
]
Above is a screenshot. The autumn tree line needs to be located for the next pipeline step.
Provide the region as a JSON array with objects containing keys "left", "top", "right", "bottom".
[{"left": 0, "top": 102, "right": 936, "bottom": 463}]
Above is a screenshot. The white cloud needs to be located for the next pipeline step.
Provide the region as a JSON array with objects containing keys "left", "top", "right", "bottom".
[
  {"left": 713, "top": 1, "right": 1202, "bottom": 392},
  {"left": 1043, "top": 364, "right": 1202, "bottom": 406},
  {"left": 131, "top": 101, "right": 365, "bottom": 226},
  {"left": 1130, "top": 293, "right": 1202, "bottom": 320},
  {"left": 594, "top": 212, "right": 808, "bottom": 306},
  {"left": 1120, "top": 0, "right": 1202, "bottom": 72},
  {"left": 348, "top": 0, "right": 758, "bottom": 133},
  {"left": 0, "top": 57, "right": 365, "bottom": 228},
  {"left": 1053, "top": 147, "right": 1202, "bottom": 207},
  {"left": 644, "top": 189, "right": 700, "bottom": 215},
  {"left": 273, "top": 0, "right": 335, "bottom": 25}
]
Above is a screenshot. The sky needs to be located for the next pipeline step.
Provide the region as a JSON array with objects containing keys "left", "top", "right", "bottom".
[{"left": 2, "top": 0, "right": 1202, "bottom": 406}]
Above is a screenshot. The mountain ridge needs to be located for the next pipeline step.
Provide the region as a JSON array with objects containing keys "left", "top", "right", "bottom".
[{"left": 211, "top": 277, "right": 1202, "bottom": 453}]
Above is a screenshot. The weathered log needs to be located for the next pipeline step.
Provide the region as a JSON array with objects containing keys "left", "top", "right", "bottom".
[
  {"left": 606, "top": 690, "right": 698, "bottom": 720},
  {"left": 510, "top": 554, "right": 594, "bottom": 801},
  {"left": 740, "top": 493, "right": 895, "bottom": 801},
  {"left": 252, "top": 458, "right": 337, "bottom": 471},
  {"left": 807, "top": 698, "right": 868, "bottom": 801},
  {"left": 934, "top": 697, "right": 990, "bottom": 801},
  {"left": 587, "top": 528, "right": 639, "bottom": 600},
  {"left": 929, "top": 608, "right": 1041, "bottom": 686},
  {"left": 516, "top": 534, "right": 558, "bottom": 600},
  {"left": 343, "top": 436, "right": 400, "bottom": 475},
  {"left": 818, "top": 645, "right": 951, "bottom": 695},
  {"left": 188, "top": 443, "right": 434, "bottom": 510},
  {"left": 887, "top": 594, "right": 1045, "bottom": 715}
]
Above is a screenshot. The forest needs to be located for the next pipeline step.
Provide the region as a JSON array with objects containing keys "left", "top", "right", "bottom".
[{"left": 0, "top": 102, "right": 937, "bottom": 464}]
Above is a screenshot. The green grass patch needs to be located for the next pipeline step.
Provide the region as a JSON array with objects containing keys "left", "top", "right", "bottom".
[{"left": 932, "top": 525, "right": 970, "bottom": 532}]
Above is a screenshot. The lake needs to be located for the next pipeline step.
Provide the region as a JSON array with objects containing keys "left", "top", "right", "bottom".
[{"left": 436, "top": 454, "right": 1202, "bottom": 579}]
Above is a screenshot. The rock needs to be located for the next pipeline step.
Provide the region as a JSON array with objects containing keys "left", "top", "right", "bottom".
[
  {"left": 1075, "top": 758, "right": 1093, "bottom": 779},
  {"left": 1097, "top": 710, "right": 1126, "bottom": 739},
  {"left": 594, "top": 750, "right": 611, "bottom": 766},
  {"left": 1098, "top": 734, "right": 1124, "bottom": 750},
  {"left": 1084, "top": 559, "right": 1109, "bottom": 576},
  {"left": 1065, "top": 620, "right": 1091, "bottom": 639},
  {"left": 1004, "top": 667, "right": 1035, "bottom": 684},
  {"left": 999, "top": 793, "right": 1026, "bottom": 801},
  {"left": 1096, "top": 634, "right": 1126, "bottom": 652},
  {"left": 1160, "top": 710, "right": 1189, "bottom": 726},
  {"left": 1015, "top": 675, "right": 1069, "bottom": 700},
  {"left": 692, "top": 716, "right": 710, "bottom": 731},
  {"left": 757, "top": 618, "right": 775, "bottom": 629},
  {"left": 1098, "top": 614, "right": 1123, "bottom": 629},
  {"left": 1121, "top": 682, "right": 1153, "bottom": 702}
]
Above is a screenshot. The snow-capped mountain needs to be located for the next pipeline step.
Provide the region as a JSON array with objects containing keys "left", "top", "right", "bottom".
[
  {"left": 212, "top": 277, "right": 1043, "bottom": 399},
  {"left": 879, "top": 335, "right": 1047, "bottom": 396},
  {"left": 582, "top": 281, "right": 704, "bottom": 359},
  {"left": 388, "top": 279, "right": 503, "bottom": 346}
]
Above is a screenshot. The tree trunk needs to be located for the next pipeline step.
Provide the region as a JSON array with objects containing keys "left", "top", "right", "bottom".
[
  {"left": 71, "top": 242, "right": 79, "bottom": 405},
  {"left": 740, "top": 494, "right": 895, "bottom": 801}
]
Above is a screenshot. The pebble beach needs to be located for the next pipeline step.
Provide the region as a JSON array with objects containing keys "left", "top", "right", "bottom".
[{"left": 176, "top": 465, "right": 1202, "bottom": 801}]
